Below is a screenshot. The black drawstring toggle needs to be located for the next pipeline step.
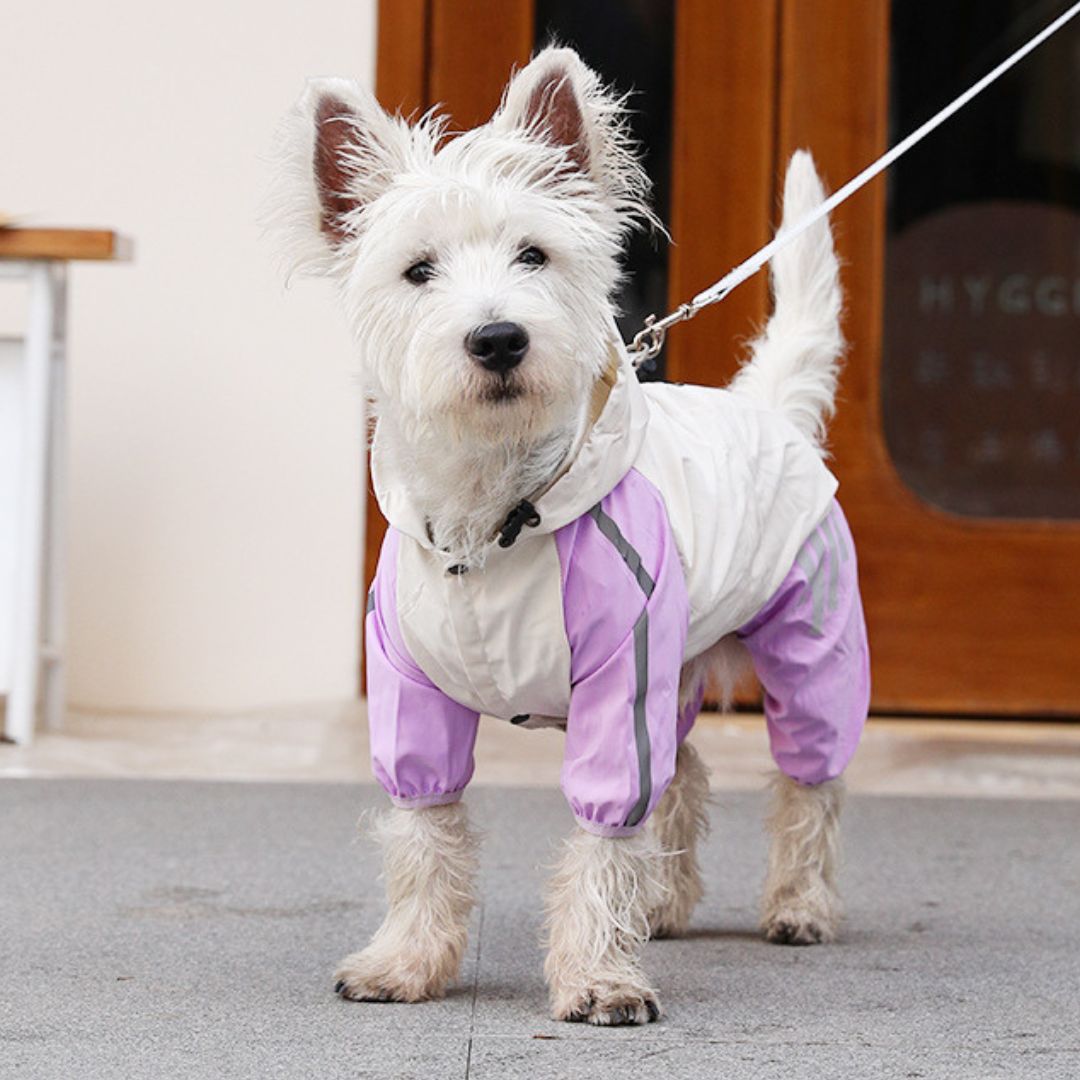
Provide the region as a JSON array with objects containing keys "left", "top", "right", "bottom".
[{"left": 497, "top": 499, "right": 541, "bottom": 548}]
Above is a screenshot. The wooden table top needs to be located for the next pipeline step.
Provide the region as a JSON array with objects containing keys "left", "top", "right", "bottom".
[{"left": 0, "top": 228, "right": 133, "bottom": 262}]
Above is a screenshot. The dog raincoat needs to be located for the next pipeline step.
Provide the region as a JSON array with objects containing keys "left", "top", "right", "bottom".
[{"left": 366, "top": 336, "right": 870, "bottom": 836}]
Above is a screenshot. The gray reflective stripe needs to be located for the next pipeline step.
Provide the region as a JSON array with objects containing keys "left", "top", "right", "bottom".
[
  {"left": 795, "top": 511, "right": 850, "bottom": 638},
  {"left": 808, "top": 532, "right": 827, "bottom": 634},
  {"left": 831, "top": 511, "right": 850, "bottom": 562},
  {"left": 823, "top": 515, "right": 841, "bottom": 616},
  {"left": 795, "top": 540, "right": 826, "bottom": 639},
  {"left": 624, "top": 607, "right": 651, "bottom": 827},
  {"left": 587, "top": 500, "right": 654, "bottom": 828},
  {"left": 588, "top": 504, "right": 655, "bottom": 597},
  {"left": 366, "top": 591, "right": 375, "bottom": 615}
]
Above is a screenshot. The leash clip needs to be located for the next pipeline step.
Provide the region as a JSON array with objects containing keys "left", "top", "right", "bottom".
[{"left": 627, "top": 301, "right": 699, "bottom": 368}]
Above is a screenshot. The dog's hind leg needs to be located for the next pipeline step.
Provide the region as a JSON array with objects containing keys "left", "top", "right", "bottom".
[
  {"left": 760, "top": 772, "right": 843, "bottom": 945},
  {"left": 646, "top": 740, "right": 710, "bottom": 938},
  {"left": 545, "top": 829, "right": 665, "bottom": 1025},
  {"left": 335, "top": 802, "right": 478, "bottom": 1002}
]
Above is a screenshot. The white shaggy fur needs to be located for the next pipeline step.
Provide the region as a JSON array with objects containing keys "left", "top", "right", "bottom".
[
  {"left": 679, "top": 634, "right": 756, "bottom": 713},
  {"left": 335, "top": 803, "right": 478, "bottom": 1002},
  {"left": 761, "top": 775, "right": 845, "bottom": 944},
  {"left": 647, "top": 740, "right": 711, "bottom": 939},
  {"left": 270, "top": 45, "right": 849, "bottom": 1026},
  {"left": 545, "top": 828, "right": 665, "bottom": 1024},
  {"left": 731, "top": 149, "right": 845, "bottom": 452}
]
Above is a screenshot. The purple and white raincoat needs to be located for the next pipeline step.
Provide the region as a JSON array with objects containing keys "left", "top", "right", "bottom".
[{"left": 366, "top": 336, "right": 870, "bottom": 837}]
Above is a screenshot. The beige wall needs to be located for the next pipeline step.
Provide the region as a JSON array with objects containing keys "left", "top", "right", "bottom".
[{"left": 2, "top": 1, "right": 376, "bottom": 711}]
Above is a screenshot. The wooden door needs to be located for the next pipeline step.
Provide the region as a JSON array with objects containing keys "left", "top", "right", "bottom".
[
  {"left": 370, "top": 0, "right": 1080, "bottom": 716},
  {"left": 778, "top": 1, "right": 1080, "bottom": 715}
]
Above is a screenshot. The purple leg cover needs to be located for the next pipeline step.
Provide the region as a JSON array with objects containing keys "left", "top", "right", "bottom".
[{"left": 735, "top": 500, "right": 870, "bottom": 785}]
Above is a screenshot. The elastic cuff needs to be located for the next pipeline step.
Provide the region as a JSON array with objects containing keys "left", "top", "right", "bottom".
[
  {"left": 389, "top": 790, "right": 465, "bottom": 810},
  {"left": 574, "top": 816, "right": 644, "bottom": 839},
  {"left": 776, "top": 760, "right": 843, "bottom": 786}
]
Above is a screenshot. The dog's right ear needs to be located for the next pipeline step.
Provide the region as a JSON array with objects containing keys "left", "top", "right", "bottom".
[{"left": 263, "top": 78, "right": 410, "bottom": 276}]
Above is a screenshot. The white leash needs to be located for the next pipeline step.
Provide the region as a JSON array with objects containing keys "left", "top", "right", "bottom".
[{"left": 628, "top": 0, "right": 1080, "bottom": 365}]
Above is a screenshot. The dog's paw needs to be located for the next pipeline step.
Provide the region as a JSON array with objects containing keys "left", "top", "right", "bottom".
[
  {"left": 762, "top": 908, "right": 834, "bottom": 946},
  {"left": 333, "top": 946, "right": 450, "bottom": 1003},
  {"left": 553, "top": 987, "right": 661, "bottom": 1026}
]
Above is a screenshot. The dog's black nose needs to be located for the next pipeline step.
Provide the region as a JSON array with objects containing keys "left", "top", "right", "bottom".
[{"left": 466, "top": 321, "right": 530, "bottom": 374}]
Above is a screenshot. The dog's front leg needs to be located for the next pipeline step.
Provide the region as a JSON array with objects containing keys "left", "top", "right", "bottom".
[
  {"left": 544, "top": 828, "right": 664, "bottom": 1025},
  {"left": 335, "top": 802, "right": 479, "bottom": 1002},
  {"left": 761, "top": 772, "right": 843, "bottom": 945}
]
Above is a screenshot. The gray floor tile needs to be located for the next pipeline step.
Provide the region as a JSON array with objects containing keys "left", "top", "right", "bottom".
[
  {"left": 2, "top": 779, "right": 1079, "bottom": 1079},
  {"left": 5, "top": 1034, "right": 471, "bottom": 1080},
  {"left": 467, "top": 1036, "right": 1079, "bottom": 1080}
]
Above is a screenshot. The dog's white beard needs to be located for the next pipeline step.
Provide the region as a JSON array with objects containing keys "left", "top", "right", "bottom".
[{"left": 374, "top": 395, "right": 590, "bottom": 568}]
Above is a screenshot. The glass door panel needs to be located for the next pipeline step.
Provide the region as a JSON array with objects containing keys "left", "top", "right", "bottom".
[{"left": 883, "top": 1, "right": 1080, "bottom": 518}]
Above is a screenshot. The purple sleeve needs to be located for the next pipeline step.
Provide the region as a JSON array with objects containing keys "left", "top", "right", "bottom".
[
  {"left": 555, "top": 469, "right": 689, "bottom": 837},
  {"left": 366, "top": 528, "right": 480, "bottom": 808},
  {"left": 737, "top": 501, "right": 869, "bottom": 785}
]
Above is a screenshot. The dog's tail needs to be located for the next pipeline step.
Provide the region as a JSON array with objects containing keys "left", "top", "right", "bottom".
[{"left": 729, "top": 151, "right": 844, "bottom": 452}]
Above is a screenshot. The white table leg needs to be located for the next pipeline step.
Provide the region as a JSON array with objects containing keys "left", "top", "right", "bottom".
[
  {"left": 42, "top": 263, "right": 68, "bottom": 731},
  {"left": 6, "top": 262, "right": 56, "bottom": 744}
]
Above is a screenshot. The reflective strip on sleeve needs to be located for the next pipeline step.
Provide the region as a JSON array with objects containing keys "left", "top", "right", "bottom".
[{"left": 587, "top": 501, "right": 654, "bottom": 828}]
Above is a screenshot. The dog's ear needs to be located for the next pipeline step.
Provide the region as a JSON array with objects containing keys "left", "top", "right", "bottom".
[
  {"left": 311, "top": 88, "right": 369, "bottom": 247},
  {"left": 495, "top": 49, "right": 591, "bottom": 167},
  {"left": 264, "top": 78, "right": 414, "bottom": 276},
  {"left": 491, "top": 48, "right": 654, "bottom": 232}
]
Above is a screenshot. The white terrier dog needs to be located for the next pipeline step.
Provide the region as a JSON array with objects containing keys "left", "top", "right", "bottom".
[{"left": 271, "top": 47, "right": 869, "bottom": 1026}]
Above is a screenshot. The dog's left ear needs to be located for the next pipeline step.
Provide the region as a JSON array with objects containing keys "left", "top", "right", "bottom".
[{"left": 491, "top": 48, "right": 654, "bottom": 231}]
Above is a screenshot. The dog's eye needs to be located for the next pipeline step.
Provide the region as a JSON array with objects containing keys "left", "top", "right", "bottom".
[
  {"left": 404, "top": 260, "right": 436, "bottom": 285},
  {"left": 516, "top": 246, "right": 547, "bottom": 269}
]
